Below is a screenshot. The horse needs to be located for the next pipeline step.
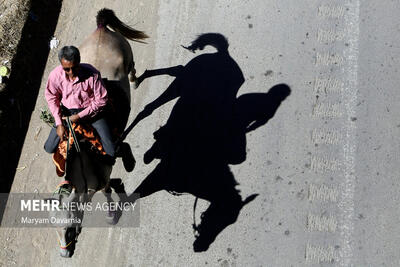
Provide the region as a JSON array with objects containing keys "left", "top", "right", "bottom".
[{"left": 51, "top": 8, "right": 147, "bottom": 258}]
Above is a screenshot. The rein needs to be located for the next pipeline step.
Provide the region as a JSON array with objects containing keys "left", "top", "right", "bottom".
[
  {"left": 65, "top": 117, "right": 87, "bottom": 193},
  {"left": 58, "top": 239, "right": 73, "bottom": 250},
  {"left": 66, "top": 117, "right": 80, "bottom": 153},
  {"left": 167, "top": 191, "right": 200, "bottom": 237},
  {"left": 57, "top": 117, "right": 87, "bottom": 250},
  {"left": 192, "top": 197, "right": 199, "bottom": 236}
]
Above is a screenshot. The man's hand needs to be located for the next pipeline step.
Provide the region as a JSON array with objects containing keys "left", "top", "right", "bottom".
[
  {"left": 62, "top": 114, "right": 80, "bottom": 123},
  {"left": 56, "top": 125, "right": 66, "bottom": 140},
  {"left": 69, "top": 114, "right": 80, "bottom": 123}
]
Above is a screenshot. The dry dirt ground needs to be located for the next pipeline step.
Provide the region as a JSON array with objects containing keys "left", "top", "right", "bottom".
[
  {"left": 0, "top": 0, "right": 62, "bottom": 194},
  {"left": 0, "top": 0, "right": 29, "bottom": 68}
]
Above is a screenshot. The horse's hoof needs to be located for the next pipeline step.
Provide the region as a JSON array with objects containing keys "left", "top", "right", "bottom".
[
  {"left": 133, "top": 79, "right": 141, "bottom": 89},
  {"left": 106, "top": 210, "right": 118, "bottom": 225},
  {"left": 193, "top": 237, "right": 210, "bottom": 252}
]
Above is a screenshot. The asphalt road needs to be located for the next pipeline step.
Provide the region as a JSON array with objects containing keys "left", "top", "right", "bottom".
[{"left": 1, "top": 0, "right": 399, "bottom": 266}]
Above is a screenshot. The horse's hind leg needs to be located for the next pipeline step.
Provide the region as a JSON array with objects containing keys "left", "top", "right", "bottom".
[
  {"left": 129, "top": 59, "right": 137, "bottom": 82},
  {"left": 86, "top": 189, "right": 97, "bottom": 202},
  {"left": 102, "top": 182, "right": 112, "bottom": 202}
]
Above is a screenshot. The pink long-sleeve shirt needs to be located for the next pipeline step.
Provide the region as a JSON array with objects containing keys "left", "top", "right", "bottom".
[{"left": 45, "top": 63, "right": 108, "bottom": 126}]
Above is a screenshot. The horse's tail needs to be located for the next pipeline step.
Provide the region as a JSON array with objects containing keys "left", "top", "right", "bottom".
[
  {"left": 96, "top": 8, "right": 148, "bottom": 43},
  {"left": 182, "top": 33, "right": 229, "bottom": 53}
]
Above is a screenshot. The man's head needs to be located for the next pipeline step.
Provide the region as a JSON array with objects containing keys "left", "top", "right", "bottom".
[{"left": 58, "top": 46, "right": 81, "bottom": 79}]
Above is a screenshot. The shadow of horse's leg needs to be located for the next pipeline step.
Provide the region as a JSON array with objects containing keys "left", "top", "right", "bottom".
[
  {"left": 123, "top": 162, "right": 167, "bottom": 204},
  {"left": 192, "top": 165, "right": 258, "bottom": 252},
  {"left": 135, "top": 65, "right": 184, "bottom": 88},
  {"left": 193, "top": 191, "right": 259, "bottom": 252},
  {"left": 193, "top": 187, "right": 242, "bottom": 252}
]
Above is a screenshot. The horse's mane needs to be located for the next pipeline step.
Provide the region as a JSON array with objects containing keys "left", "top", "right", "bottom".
[{"left": 183, "top": 33, "right": 229, "bottom": 53}]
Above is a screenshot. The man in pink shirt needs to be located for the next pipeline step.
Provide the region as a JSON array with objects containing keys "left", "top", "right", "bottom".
[{"left": 44, "top": 46, "right": 115, "bottom": 158}]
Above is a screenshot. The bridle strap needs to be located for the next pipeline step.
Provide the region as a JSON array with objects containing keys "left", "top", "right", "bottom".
[{"left": 58, "top": 238, "right": 73, "bottom": 250}]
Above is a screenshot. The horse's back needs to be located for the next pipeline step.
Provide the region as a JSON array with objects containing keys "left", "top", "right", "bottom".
[
  {"left": 79, "top": 28, "right": 132, "bottom": 81},
  {"left": 80, "top": 27, "right": 133, "bottom": 106}
]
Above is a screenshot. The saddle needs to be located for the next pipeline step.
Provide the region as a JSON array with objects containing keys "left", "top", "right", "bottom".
[{"left": 52, "top": 122, "right": 106, "bottom": 177}]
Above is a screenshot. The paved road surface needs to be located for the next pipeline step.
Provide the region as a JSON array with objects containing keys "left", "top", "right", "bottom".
[{"left": 1, "top": 0, "right": 399, "bottom": 266}]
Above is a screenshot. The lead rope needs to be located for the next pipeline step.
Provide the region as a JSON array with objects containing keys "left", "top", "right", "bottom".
[
  {"left": 66, "top": 117, "right": 80, "bottom": 153},
  {"left": 192, "top": 197, "right": 199, "bottom": 237},
  {"left": 65, "top": 123, "right": 71, "bottom": 179},
  {"left": 65, "top": 117, "right": 85, "bottom": 241},
  {"left": 66, "top": 117, "right": 88, "bottom": 193},
  {"left": 56, "top": 127, "right": 71, "bottom": 250},
  {"left": 168, "top": 191, "right": 199, "bottom": 237}
]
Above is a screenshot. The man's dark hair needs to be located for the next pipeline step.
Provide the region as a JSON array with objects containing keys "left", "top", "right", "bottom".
[{"left": 58, "top": 46, "right": 80, "bottom": 63}]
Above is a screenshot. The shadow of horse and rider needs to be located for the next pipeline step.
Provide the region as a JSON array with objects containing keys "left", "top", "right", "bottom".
[{"left": 114, "top": 33, "right": 291, "bottom": 252}]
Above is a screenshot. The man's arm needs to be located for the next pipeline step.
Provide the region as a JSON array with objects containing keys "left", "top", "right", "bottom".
[
  {"left": 77, "top": 72, "right": 108, "bottom": 119},
  {"left": 44, "top": 75, "right": 63, "bottom": 126},
  {"left": 45, "top": 74, "right": 67, "bottom": 140}
]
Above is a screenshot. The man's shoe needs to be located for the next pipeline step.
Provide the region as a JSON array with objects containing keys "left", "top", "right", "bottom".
[
  {"left": 102, "top": 154, "right": 116, "bottom": 166},
  {"left": 117, "top": 142, "right": 135, "bottom": 172}
]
